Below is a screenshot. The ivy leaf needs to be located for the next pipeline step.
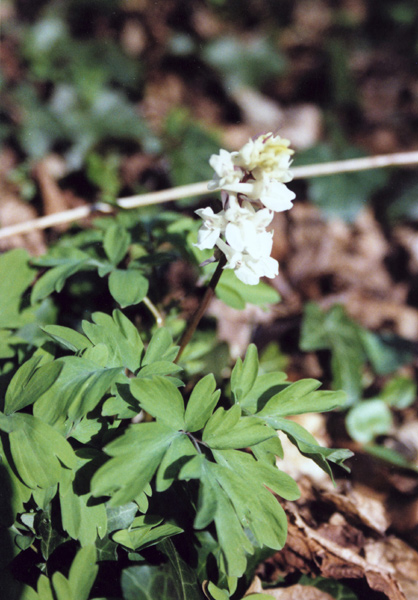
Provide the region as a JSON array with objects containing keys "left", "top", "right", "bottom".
[
  {"left": 3, "top": 412, "right": 76, "bottom": 489},
  {"left": 108, "top": 269, "right": 149, "bottom": 308},
  {"left": 91, "top": 423, "right": 180, "bottom": 506},
  {"left": 34, "top": 505, "right": 68, "bottom": 560},
  {"left": 121, "top": 564, "right": 178, "bottom": 600}
]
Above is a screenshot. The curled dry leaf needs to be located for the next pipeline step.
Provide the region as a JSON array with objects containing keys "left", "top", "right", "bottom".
[
  {"left": 245, "top": 576, "right": 334, "bottom": 600},
  {"left": 275, "top": 499, "right": 417, "bottom": 600}
]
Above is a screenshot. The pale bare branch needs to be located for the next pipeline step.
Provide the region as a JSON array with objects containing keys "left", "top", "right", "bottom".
[{"left": 1, "top": 151, "right": 417, "bottom": 241}]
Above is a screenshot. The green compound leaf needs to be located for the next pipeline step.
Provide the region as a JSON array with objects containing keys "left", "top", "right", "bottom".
[
  {"left": 108, "top": 269, "right": 149, "bottom": 308},
  {"left": 91, "top": 422, "right": 180, "bottom": 506},
  {"left": 130, "top": 376, "right": 186, "bottom": 430},
  {"left": 237, "top": 371, "right": 288, "bottom": 414},
  {"left": 26, "top": 545, "right": 98, "bottom": 600},
  {"left": 184, "top": 374, "right": 220, "bottom": 432},
  {"left": 0, "top": 248, "right": 35, "bottom": 328},
  {"left": 42, "top": 324, "right": 93, "bottom": 352},
  {"left": 31, "top": 247, "right": 92, "bottom": 303},
  {"left": 143, "top": 327, "right": 179, "bottom": 365},
  {"left": 230, "top": 344, "right": 259, "bottom": 403},
  {"left": 33, "top": 356, "right": 122, "bottom": 425},
  {"left": 103, "top": 223, "right": 131, "bottom": 265},
  {"left": 180, "top": 448, "right": 297, "bottom": 578},
  {"left": 271, "top": 418, "right": 353, "bottom": 478},
  {"left": 5, "top": 413, "right": 76, "bottom": 489},
  {"left": 112, "top": 515, "right": 183, "bottom": 551},
  {"left": 256, "top": 379, "right": 347, "bottom": 418},
  {"left": 203, "top": 405, "right": 275, "bottom": 450},
  {"left": 59, "top": 450, "right": 107, "bottom": 546},
  {"left": 4, "top": 357, "right": 63, "bottom": 415},
  {"left": 82, "top": 310, "right": 144, "bottom": 372}
]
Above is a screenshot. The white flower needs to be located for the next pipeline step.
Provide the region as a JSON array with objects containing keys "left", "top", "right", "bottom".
[
  {"left": 253, "top": 178, "right": 295, "bottom": 212},
  {"left": 207, "top": 149, "right": 243, "bottom": 191},
  {"left": 216, "top": 238, "right": 279, "bottom": 285},
  {"left": 232, "top": 132, "right": 294, "bottom": 182},
  {"left": 194, "top": 207, "right": 227, "bottom": 250}
]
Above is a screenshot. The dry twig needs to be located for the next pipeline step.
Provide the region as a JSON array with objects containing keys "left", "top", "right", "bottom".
[{"left": 1, "top": 151, "right": 417, "bottom": 241}]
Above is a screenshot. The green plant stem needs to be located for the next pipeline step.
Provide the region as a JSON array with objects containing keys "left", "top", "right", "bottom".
[
  {"left": 175, "top": 255, "right": 227, "bottom": 363},
  {"left": 143, "top": 296, "right": 164, "bottom": 327}
]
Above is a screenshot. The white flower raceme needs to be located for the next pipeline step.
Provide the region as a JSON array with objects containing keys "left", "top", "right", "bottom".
[
  {"left": 195, "top": 132, "right": 295, "bottom": 285},
  {"left": 231, "top": 132, "right": 294, "bottom": 182}
]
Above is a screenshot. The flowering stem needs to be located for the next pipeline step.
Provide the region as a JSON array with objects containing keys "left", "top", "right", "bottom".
[{"left": 175, "top": 255, "right": 227, "bottom": 363}]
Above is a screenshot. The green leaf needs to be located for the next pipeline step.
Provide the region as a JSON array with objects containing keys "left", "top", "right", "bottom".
[
  {"left": 31, "top": 248, "right": 91, "bottom": 303},
  {"left": 103, "top": 223, "right": 131, "bottom": 265},
  {"left": 270, "top": 418, "right": 353, "bottom": 477},
  {"left": 121, "top": 565, "right": 178, "bottom": 600},
  {"left": 6, "top": 413, "right": 76, "bottom": 489},
  {"left": 238, "top": 371, "right": 288, "bottom": 414},
  {"left": 4, "top": 358, "right": 63, "bottom": 415},
  {"left": 143, "top": 328, "right": 178, "bottom": 365},
  {"left": 300, "top": 303, "right": 365, "bottom": 405},
  {"left": 216, "top": 270, "right": 280, "bottom": 310},
  {"left": 161, "top": 538, "right": 206, "bottom": 600},
  {"left": 91, "top": 422, "right": 179, "bottom": 506},
  {"left": 35, "top": 505, "right": 68, "bottom": 560},
  {"left": 112, "top": 516, "right": 183, "bottom": 551},
  {"left": 380, "top": 376, "right": 416, "bottom": 409},
  {"left": 231, "top": 344, "right": 259, "bottom": 402},
  {"left": 0, "top": 249, "right": 35, "bottom": 328},
  {"left": 296, "top": 144, "right": 388, "bottom": 222},
  {"left": 108, "top": 269, "right": 149, "bottom": 308},
  {"left": 203, "top": 35, "right": 286, "bottom": 89},
  {"left": 156, "top": 434, "right": 197, "bottom": 492},
  {"left": 33, "top": 356, "right": 122, "bottom": 425},
  {"left": 346, "top": 400, "right": 393, "bottom": 444},
  {"left": 59, "top": 452, "right": 107, "bottom": 546},
  {"left": 184, "top": 374, "right": 220, "bottom": 432},
  {"left": 43, "top": 325, "right": 92, "bottom": 352},
  {"left": 130, "top": 376, "right": 185, "bottom": 430},
  {"left": 106, "top": 502, "right": 138, "bottom": 532},
  {"left": 203, "top": 408, "right": 275, "bottom": 450},
  {"left": 82, "top": 310, "right": 144, "bottom": 372},
  {"left": 68, "top": 545, "right": 98, "bottom": 600},
  {"left": 257, "top": 380, "right": 346, "bottom": 418}
]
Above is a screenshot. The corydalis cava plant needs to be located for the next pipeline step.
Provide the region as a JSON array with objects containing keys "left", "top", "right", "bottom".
[{"left": 195, "top": 133, "right": 295, "bottom": 285}]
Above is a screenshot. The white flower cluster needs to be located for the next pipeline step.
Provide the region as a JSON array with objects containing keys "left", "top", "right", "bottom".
[{"left": 195, "top": 133, "right": 295, "bottom": 285}]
